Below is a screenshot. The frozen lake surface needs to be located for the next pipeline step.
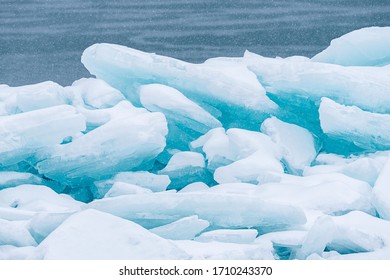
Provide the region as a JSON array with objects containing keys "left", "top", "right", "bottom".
[{"left": 1, "top": 0, "right": 390, "bottom": 86}]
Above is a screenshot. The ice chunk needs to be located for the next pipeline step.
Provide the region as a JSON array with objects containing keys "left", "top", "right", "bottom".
[
  {"left": 0, "top": 105, "right": 86, "bottom": 166},
  {"left": 261, "top": 117, "right": 317, "bottom": 174},
  {"left": 190, "top": 128, "right": 234, "bottom": 171},
  {"left": 82, "top": 44, "right": 277, "bottom": 129},
  {"left": 0, "top": 81, "right": 67, "bottom": 115},
  {"left": 0, "top": 185, "right": 83, "bottom": 212},
  {"left": 257, "top": 173, "right": 374, "bottom": 215},
  {"left": 139, "top": 84, "right": 221, "bottom": 135},
  {"left": 35, "top": 104, "right": 168, "bottom": 185},
  {"left": 87, "top": 191, "right": 307, "bottom": 229},
  {"left": 214, "top": 149, "right": 284, "bottom": 184},
  {"left": 150, "top": 215, "right": 209, "bottom": 240},
  {"left": 104, "top": 182, "right": 152, "bottom": 198},
  {"left": 0, "top": 172, "right": 43, "bottom": 190},
  {"left": 304, "top": 151, "right": 389, "bottom": 186},
  {"left": 296, "top": 211, "right": 390, "bottom": 259},
  {"left": 319, "top": 97, "right": 390, "bottom": 151},
  {"left": 191, "top": 127, "right": 281, "bottom": 173},
  {"left": 195, "top": 229, "right": 258, "bottom": 244},
  {"left": 373, "top": 155, "right": 390, "bottom": 220},
  {"left": 92, "top": 171, "right": 170, "bottom": 198},
  {"left": 0, "top": 219, "right": 37, "bottom": 247},
  {"left": 37, "top": 209, "right": 188, "bottom": 259},
  {"left": 312, "top": 27, "right": 390, "bottom": 66},
  {"left": 174, "top": 239, "right": 274, "bottom": 259},
  {"left": 159, "top": 152, "right": 212, "bottom": 190},
  {"left": 244, "top": 51, "right": 390, "bottom": 114},
  {"left": 161, "top": 152, "right": 205, "bottom": 172},
  {"left": 69, "top": 78, "right": 125, "bottom": 109}
]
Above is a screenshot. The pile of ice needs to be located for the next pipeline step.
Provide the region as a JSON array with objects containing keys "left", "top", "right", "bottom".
[{"left": 1, "top": 26, "right": 390, "bottom": 260}]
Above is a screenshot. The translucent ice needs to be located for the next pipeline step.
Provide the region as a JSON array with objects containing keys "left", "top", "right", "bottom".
[
  {"left": 35, "top": 103, "right": 168, "bottom": 185},
  {"left": 257, "top": 173, "right": 374, "bottom": 215},
  {"left": 304, "top": 151, "right": 389, "bottom": 186},
  {"left": 261, "top": 117, "right": 317, "bottom": 174},
  {"left": 139, "top": 84, "right": 221, "bottom": 135},
  {"left": 87, "top": 191, "right": 307, "bottom": 229},
  {"left": 191, "top": 127, "right": 282, "bottom": 173},
  {"left": 245, "top": 51, "right": 390, "bottom": 114},
  {"left": 319, "top": 97, "right": 390, "bottom": 151},
  {"left": 92, "top": 171, "right": 170, "bottom": 198},
  {"left": 82, "top": 43, "right": 277, "bottom": 129},
  {"left": 312, "top": 27, "right": 390, "bottom": 66},
  {"left": 104, "top": 182, "right": 153, "bottom": 198},
  {"left": 0, "top": 81, "right": 67, "bottom": 115},
  {"left": 0, "top": 105, "right": 86, "bottom": 166},
  {"left": 150, "top": 215, "right": 209, "bottom": 240},
  {"left": 373, "top": 155, "right": 390, "bottom": 220},
  {"left": 0, "top": 172, "right": 43, "bottom": 191},
  {"left": 68, "top": 78, "right": 125, "bottom": 109},
  {"left": 159, "top": 152, "right": 212, "bottom": 190}
]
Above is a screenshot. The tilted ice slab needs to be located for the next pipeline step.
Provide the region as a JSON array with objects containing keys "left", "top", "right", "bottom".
[
  {"left": 206, "top": 128, "right": 284, "bottom": 184},
  {"left": 257, "top": 176, "right": 374, "bottom": 216},
  {"left": 255, "top": 230, "right": 307, "bottom": 260},
  {"left": 244, "top": 51, "right": 390, "bottom": 114},
  {"left": 68, "top": 78, "right": 125, "bottom": 109},
  {"left": 0, "top": 105, "right": 86, "bottom": 166},
  {"left": 0, "top": 81, "right": 67, "bottom": 115},
  {"left": 159, "top": 151, "right": 212, "bottom": 190},
  {"left": 36, "top": 209, "right": 188, "bottom": 259},
  {"left": 191, "top": 127, "right": 282, "bottom": 173},
  {"left": 304, "top": 151, "right": 389, "bottom": 186},
  {"left": 373, "top": 154, "right": 390, "bottom": 220},
  {"left": 35, "top": 101, "right": 168, "bottom": 185},
  {"left": 104, "top": 182, "right": 153, "bottom": 197},
  {"left": 150, "top": 215, "right": 209, "bottom": 240},
  {"left": 261, "top": 117, "right": 317, "bottom": 174},
  {"left": 86, "top": 191, "right": 307, "bottom": 229},
  {"left": 210, "top": 177, "right": 374, "bottom": 216},
  {"left": 139, "top": 84, "right": 221, "bottom": 135},
  {"left": 82, "top": 43, "right": 277, "bottom": 128},
  {"left": 296, "top": 211, "right": 390, "bottom": 259},
  {"left": 319, "top": 98, "right": 390, "bottom": 151},
  {"left": 312, "top": 27, "right": 390, "bottom": 66}
]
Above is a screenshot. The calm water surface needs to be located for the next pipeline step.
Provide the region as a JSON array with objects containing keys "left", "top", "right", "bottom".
[{"left": 1, "top": 0, "right": 390, "bottom": 86}]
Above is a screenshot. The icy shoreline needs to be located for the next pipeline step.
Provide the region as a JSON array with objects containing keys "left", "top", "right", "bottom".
[{"left": 0, "top": 27, "right": 390, "bottom": 260}]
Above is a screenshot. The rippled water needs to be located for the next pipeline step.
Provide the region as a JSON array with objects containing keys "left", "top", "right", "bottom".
[{"left": 1, "top": 0, "right": 389, "bottom": 86}]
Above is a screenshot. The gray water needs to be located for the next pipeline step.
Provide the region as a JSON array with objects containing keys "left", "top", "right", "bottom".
[{"left": 1, "top": 0, "right": 390, "bottom": 86}]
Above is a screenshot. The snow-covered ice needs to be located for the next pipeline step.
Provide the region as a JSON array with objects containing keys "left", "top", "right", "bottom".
[
  {"left": 1, "top": 26, "right": 390, "bottom": 260},
  {"left": 312, "top": 27, "right": 390, "bottom": 66}
]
